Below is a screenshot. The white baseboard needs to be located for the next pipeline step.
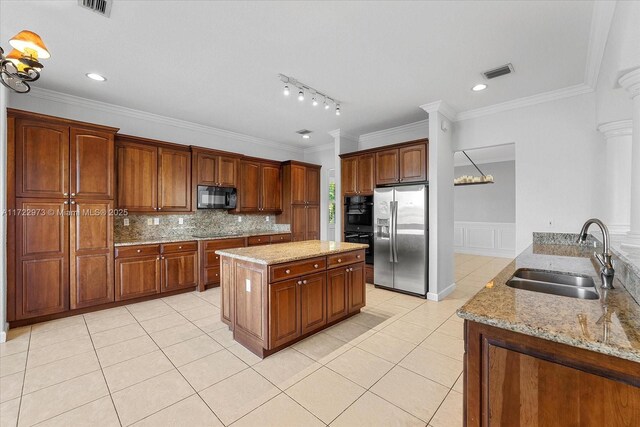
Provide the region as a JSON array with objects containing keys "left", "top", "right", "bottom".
[
  {"left": 454, "top": 221, "right": 516, "bottom": 258},
  {"left": 427, "top": 282, "right": 456, "bottom": 301}
]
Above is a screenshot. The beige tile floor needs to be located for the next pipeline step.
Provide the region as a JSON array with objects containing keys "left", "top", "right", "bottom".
[{"left": 0, "top": 253, "right": 512, "bottom": 427}]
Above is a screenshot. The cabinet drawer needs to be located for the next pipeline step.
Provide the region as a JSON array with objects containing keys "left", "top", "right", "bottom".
[
  {"left": 162, "top": 241, "right": 198, "bottom": 253},
  {"left": 204, "top": 266, "right": 221, "bottom": 284},
  {"left": 205, "top": 251, "right": 222, "bottom": 268},
  {"left": 115, "top": 245, "right": 161, "bottom": 258},
  {"left": 203, "top": 237, "right": 246, "bottom": 251},
  {"left": 269, "top": 257, "right": 326, "bottom": 282},
  {"left": 270, "top": 234, "right": 291, "bottom": 244},
  {"left": 248, "top": 235, "right": 270, "bottom": 246},
  {"left": 327, "top": 250, "right": 366, "bottom": 269}
]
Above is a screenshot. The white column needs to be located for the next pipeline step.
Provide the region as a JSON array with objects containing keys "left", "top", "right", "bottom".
[
  {"left": 329, "top": 129, "right": 358, "bottom": 242},
  {"left": 420, "top": 101, "right": 456, "bottom": 301},
  {"left": 619, "top": 68, "right": 640, "bottom": 246},
  {"left": 597, "top": 120, "right": 632, "bottom": 235}
]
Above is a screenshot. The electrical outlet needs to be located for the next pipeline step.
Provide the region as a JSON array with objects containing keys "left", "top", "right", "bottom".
[
  {"left": 153, "top": 218, "right": 160, "bottom": 225},
  {"left": 266, "top": 216, "right": 270, "bottom": 222},
  {"left": 178, "top": 218, "right": 184, "bottom": 225},
  {"left": 237, "top": 216, "right": 242, "bottom": 223},
  {"left": 147, "top": 218, "right": 153, "bottom": 225},
  {"left": 123, "top": 218, "right": 130, "bottom": 226}
]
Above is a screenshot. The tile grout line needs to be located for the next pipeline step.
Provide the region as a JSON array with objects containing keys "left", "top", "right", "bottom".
[{"left": 14, "top": 327, "right": 32, "bottom": 427}]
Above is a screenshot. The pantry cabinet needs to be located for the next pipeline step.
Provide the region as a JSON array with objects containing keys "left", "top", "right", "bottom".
[{"left": 279, "top": 161, "right": 321, "bottom": 242}]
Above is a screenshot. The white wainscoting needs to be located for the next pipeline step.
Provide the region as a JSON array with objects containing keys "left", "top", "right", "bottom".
[{"left": 454, "top": 221, "right": 516, "bottom": 258}]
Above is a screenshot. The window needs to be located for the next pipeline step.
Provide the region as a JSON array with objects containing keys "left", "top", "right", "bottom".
[{"left": 328, "top": 181, "right": 336, "bottom": 224}]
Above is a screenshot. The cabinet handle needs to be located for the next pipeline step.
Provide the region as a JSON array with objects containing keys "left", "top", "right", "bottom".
[
  {"left": 357, "top": 255, "right": 361, "bottom": 259},
  {"left": 71, "top": 193, "right": 76, "bottom": 197},
  {"left": 297, "top": 280, "right": 302, "bottom": 285},
  {"left": 178, "top": 246, "right": 182, "bottom": 249},
  {"left": 63, "top": 201, "right": 69, "bottom": 205},
  {"left": 137, "top": 249, "right": 142, "bottom": 253},
  {"left": 350, "top": 267, "right": 354, "bottom": 272},
  {"left": 337, "top": 258, "right": 342, "bottom": 263},
  {"left": 162, "top": 256, "right": 165, "bottom": 260},
  {"left": 158, "top": 207, "right": 162, "bottom": 210},
  {"left": 70, "top": 201, "right": 76, "bottom": 205},
  {"left": 285, "top": 269, "right": 291, "bottom": 274},
  {"left": 302, "top": 280, "right": 307, "bottom": 285},
  {"left": 63, "top": 192, "right": 68, "bottom": 197},
  {"left": 215, "top": 256, "right": 219, "bottom": 260},
  {"left": 314, "top": 264, "right": 319, "bottom": 268},
  {"left": 346, "top": 268, "right": 350, "bottom": 272}
]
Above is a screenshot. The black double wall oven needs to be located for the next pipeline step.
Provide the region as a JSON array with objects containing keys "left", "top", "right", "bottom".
[{"left": 344, "top": 195, "right": 374, "bottom": 264}]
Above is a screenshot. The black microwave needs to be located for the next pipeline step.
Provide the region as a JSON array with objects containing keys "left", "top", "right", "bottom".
[{"left": 197, "top": 186, "right": 237, "bottom": 209}]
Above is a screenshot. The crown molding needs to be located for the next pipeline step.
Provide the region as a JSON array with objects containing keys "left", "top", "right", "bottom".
[
  {"left": 358, "top": 119, "right": 428, "bottom": 144},
  {"left": 618, "top": 68, "right": 640, "bottom": 99},
  {"left": 455, "top": 83, "right": 593, "bottom": 122},
  {"left": 303, "top": 142, "right": 335, "bottom": 154},
  {"left": 584, "top": 1, "right": 617, "bottom": 88},
  {"left": 328, "top": 128, "right": 358, "bottom": 141},
  {"left": 419, "top": 101, "right": 456, "bottom": 121},
  {"left": 23, "top": 87, "right": 303, "bottom": 154},
  {"left": 597, "top": 120, "right": 633, "bottom": 139}
]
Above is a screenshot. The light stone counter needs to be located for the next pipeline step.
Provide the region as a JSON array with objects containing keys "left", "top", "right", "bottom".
[{"left": 114, "top": 231, "right": 290, "bottom": 247}]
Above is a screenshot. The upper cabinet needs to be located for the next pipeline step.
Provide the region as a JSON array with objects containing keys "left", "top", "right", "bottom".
[
  {"left": 375, "top": 140, "right": 428, "bottom": 186},
  {"left": 15, "top": 118, "right": 115, "bottom": 199},
  {"left": 193, "top": 148, "right": 238, "bottom": 188},
  {"left": 342, "top": 154, "right": 374, "bottom": 195},
  {"left": 236, "top": 159, "right": 282, "bottom": 213},
  {"left": 279, "top": 162, "right": 321, "bottom": 241},
  {"left": 116, "top": 135, "right": 191, "bottom": 212}
]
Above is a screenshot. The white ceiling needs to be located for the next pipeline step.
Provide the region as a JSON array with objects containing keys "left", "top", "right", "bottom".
[{"left": 1, "top": 1, "right": 594, "bottom": 147}]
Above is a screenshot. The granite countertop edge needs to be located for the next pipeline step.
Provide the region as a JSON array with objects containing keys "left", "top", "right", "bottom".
[
  {"left": 114, "top": 231, "right": 290, "bottom": 247},
  {"left": 215, "top": 242, "right": 369, "bottom": 266}
]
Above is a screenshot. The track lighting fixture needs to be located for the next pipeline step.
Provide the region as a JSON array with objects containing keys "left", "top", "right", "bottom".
[{"left": 278, "top": 73, "right": 341, "bottom": 115}]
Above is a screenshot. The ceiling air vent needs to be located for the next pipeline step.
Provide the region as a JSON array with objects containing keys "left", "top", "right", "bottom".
[
  {"left": 483, "top": 63, "right": 514, "bottom": 80},
  {"left": 77, "top": 0, "right": 112, "bottom": 17},
  {"left": 296, "top": 129, "right": 312, "bottom": 136}
]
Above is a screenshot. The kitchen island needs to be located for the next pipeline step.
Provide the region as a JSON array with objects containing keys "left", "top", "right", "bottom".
[
  {"left": 217, "top": 240, "right": 369, "bottom": 357},
  {"left": 457, "top": 233, "right": 640, "bottom": 426}
]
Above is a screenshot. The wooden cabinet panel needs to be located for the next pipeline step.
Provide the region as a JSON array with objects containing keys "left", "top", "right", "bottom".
[
  {"left": 327, "top": 268, "right": 348, "bottom": 323},
  {"left": 305, "top": 167, "right": 320, "bottom": 205},
  {"left": 158, "top": 147, "right": 191, "bottom": 212},
  {"left": 300, "top": 272, "right": 327, "bottom": 335},
  {"left": 261, "top": 164, "right": 282, "bottom": 212},
  {"left": 70, "top": 200, "right": 114, "bottom": 309},
  {"left": 270, "top": 234, "right": 291, "bottom": 244},
  {"left": 16, "top": 120, "right": 69, "bottom": 198},
  {"left": 162, "top": 241, "right": 198, "bottom": 253},
  {"left": 291, "top": 205, "right": 307, "bottom": 242},
  {"left": 290, "top": 165, "right": 307, "bottom": 204},
  {"left": 269, "top": 257, "right": 326, "bottom": 283},
  {"left": 70, "top": 128, "right": 114, "bottom": 199},
  {"left": 196, "top": 153, "right": 218, "bottom": 186},
  {"left": 162, "top": 251, "right": 198, "bottom": 291},
  {"left": 327, "top": 250, "right": 365, "bottom": 269},
  {"left": 235, "top": 262, "right": 266, "bottom": 341},
  {"left": 116, "top": 142, "right": 158, "bottom": 211},
  {"left": 375, "top": 149, "right": 399, "bottom": 185},
  {"left": 247, "top": 235, "right": 270, "bottom": 246},
  {"left": 357, "top": 154, "right": 375, "bottom": 194},
  {"left": 115, "top": 255, "right": 161, "bottom": 301},
  {"left": 306, "top": 205, "right": 320, "bottom": 240},
  {"left": 341, "top": 157, "right": 357, "bottom": 195},
  {"left": 399, "top": 144, "right": 426, "bottom": 183},
  {"left": 218, "top": 155, "right": 237, "bottom": 187},
  {"left": 348, "top": 262, "right": 366, "bottom": 313},
  {"left": 238, "top": 161, "right": 260, "bottom": 211},
  {"left": 269, "top": 278, "right": 300, "bottom": 348},
  {"left": 221, "top": 257, "right": 233, "bottom": 325},
  {"left": 201, "top": 237, "right": 246, "bottom": 289},
  {"left": 15, "top": 199, "right": 69, "bottom": 319}
]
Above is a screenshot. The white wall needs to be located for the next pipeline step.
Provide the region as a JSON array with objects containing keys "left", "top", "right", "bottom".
[
  {"left": 453, "top": 92, "right": 604, "bottom": 253},
  {"left": 8, "top": 89, "right": 304, "bottom": 162},
  {"left": 358, "top": 120, "right": 428, "bottom": 151},
  {"left": 303, "top": 144, "right": 335, "bottom": 240},
  {"left": 0, "top": 86, "right": 7, "bottom": 341},
  {"left": 454, "top": 160, "right": 516, "bottom": 223}
]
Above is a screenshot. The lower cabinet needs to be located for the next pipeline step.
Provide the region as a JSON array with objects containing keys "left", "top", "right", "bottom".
[
  {"left": 327, "top": 268, "right": 348, "bottom": 323},
  {"left": 269, "top": 278, "right": 300, "bottom": 348},
  {"left": 300, "top": 271, "right": 327, "bottom": 334},
  {"left": 200, "top": 237, "right": 246, "bottom": 290},
  {"left": 347, "top": 262, "right": 366, "bottom": 313},
  {"left": 162, "top": 250, "right": 198, "bottom": 291}
]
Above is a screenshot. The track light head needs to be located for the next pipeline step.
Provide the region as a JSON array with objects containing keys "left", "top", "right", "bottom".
[
  {"left": 335, "top": 104, "right": 341, "bottom": 116},
  {"left": 283, "top": 84, "right": 290, "bottom": 96},
  {"left": 298, "top": 89, "right": 304, "bottom": 101},
  {"left": 312, "top": 96, "right": 318, "bottom": 106}
]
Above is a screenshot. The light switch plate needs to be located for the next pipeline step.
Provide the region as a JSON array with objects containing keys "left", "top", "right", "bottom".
[
  {"left": 123, "top": 218, "right": 130, "bottom": 226},
  {"left": 237, "top": 216, "right": 242, "bottom": 223},
  {"left": 147, "top": 218, "right": 153, "bottom": 225},
  {"left": 245, "top": 279, "right": 251, "bottom": 292},
  {"left": 153, "top": 218, "right": 160, "bottom": 225},
  {"left": 265, "top": 216, "right": 270, "bottom": 222},
  {"left": 178, "top": 218, "right": 184, "bottom": 225}
]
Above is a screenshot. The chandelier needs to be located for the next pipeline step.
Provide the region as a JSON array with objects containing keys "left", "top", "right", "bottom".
[{"left": 0, "top": 30, "right": 51, "bottom": 93}]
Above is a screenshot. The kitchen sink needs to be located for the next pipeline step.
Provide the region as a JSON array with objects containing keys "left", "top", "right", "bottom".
[{"left": 506, "top": 268, "right": 599, "bottom": 300}]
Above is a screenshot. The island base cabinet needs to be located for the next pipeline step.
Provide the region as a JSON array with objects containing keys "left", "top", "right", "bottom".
[
  {"left": 269, "top": 279, "right": 300, "bottom": 348},
  {"left": 327, "top": 268, "right": 348, "bottom": 323},
  {"left": 348, "top": 262, "right": 365, "bottom": 313},
  {"left": 300, "top": 272, "right": 327, "bottom": 335},
  {"left": 464, "top": 320, "right": 640, "bottom": 427}
]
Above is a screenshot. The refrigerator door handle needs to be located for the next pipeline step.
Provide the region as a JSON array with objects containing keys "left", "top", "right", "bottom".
[
  {"left": 392, "top": 201, "right": 399, "bottom": 263},
  {"left": 389, "top": 201, "right": 395, "bottom": 263}
]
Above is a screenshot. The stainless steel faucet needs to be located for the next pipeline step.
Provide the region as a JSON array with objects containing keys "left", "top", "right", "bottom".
[{"left": 577, "top": 218, "right": 615, "bottom": 289}]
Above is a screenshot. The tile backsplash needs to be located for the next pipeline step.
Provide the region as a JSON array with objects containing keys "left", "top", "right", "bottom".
[{"left": 115, "top": 210, "right": 290, "bottom": 242}]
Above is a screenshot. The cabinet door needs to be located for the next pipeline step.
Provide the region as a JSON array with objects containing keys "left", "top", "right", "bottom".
[
  {"left": 115, "top": 255, "right": 161, "bottom": 301},
  {"left": 162, "top": 251, "right": 198, "bottom": 291},
  {"left": 300, "top": 272, "right": 327, "bottom": 335},
  {"left": 291, "top": 205, "right": 307, "bottom": 242},
  {"left": 217, "top": 155, "right": 237, "bottom": 187},
  {"left": 238, "top": 160, "right": 260, "bottom": 211},
  {"left": 306, "top": 205, "right": 320, "bottom": 240},
  {"left": 341, "top": 157, "right": 357, "bottom": 195},
  {"left": 357, "top": 154, "right": 375, "bottom": 194},
  {"left": 327, "top": 268, "right": 348, "bottom": 323},
  {"left": 269, "top": 279, "right": 300, "bottom": 348},
  {"left": 290, "top": 164, "right": 307, "bottom": 204},
  {"left": 197, "top": 153, "right": 218, "bottom": 186},
  {"left": 221, "top": 257, "right": 233, "bottom": 325},
  {"left": 116, "top": 142, "right": 158, "bottom": 211},
  {"left": 399, "top": 144, "right": 427, "bottom": 183},
  {"left": 375, "top": 149, "right": 399, "bottom": 185},
  {"left": 70, "top": 200, "right": 114, "bottom": 309},
  {"left": 15, "top": 199, "right": 69, "bottom": 319},
  {"left": 348, "top": 263, "right": 366, "bottom": 313},
  {"left": 158, "top": 147, "right": 191, "bottom": 212},
  {"left": 16, "top": 119, "right": 69, "bottom": 198},
  {"left": 261, "top": 164, "right": 282, "bottom": 212},
  {"left": 306, "top": 167, "right": 320, "bottom": 205},
  {"left": 70, "top": 128, "right": 114, "bottom": 199}
]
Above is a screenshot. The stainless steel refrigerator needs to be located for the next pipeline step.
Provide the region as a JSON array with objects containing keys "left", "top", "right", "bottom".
[{"left": 373, "top": 184, "right": 428, "bottom": 297}]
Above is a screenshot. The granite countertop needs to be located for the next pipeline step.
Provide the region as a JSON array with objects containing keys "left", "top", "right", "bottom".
[
  {"left": 114, "top": 231, "right": 290, "bottom": 247},
  {"left": 216, "top": 240, "right": 369, "bottom": 265},
  {"left": 457, "top": 242, "right": 640, "bottom": 363}
]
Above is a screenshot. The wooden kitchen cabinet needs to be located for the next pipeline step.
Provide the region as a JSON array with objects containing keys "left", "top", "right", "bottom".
[
  {"left": 269, "top": 278, "right": 300, "bottom": 348},
  {"left": 279, "top": 161, "right": 321, "bottom": 241},
  {"left": 199, "top": 237, "right": 247, "bottom": 290},
  {"left": 161, "top": 250, "right": 198, "bottom": 291},
  {"left": 327, "top": 268, "right": 348, "bottom": 323},
  {"left": 300, "top": 271, "right": 327, "bottom": 335},
  {"left": 193, "top": 148, "right": 238, "bottom": 188},
  {"left": 115, "top": 245, "right": 161, "bottom": 301},
  {"left": 464, "top": 320, "right": 640, "bottom": 427},
  {"left": 237, "top": 159, "right": 282, "bottom": 213},
  {"left": 116, "top": 135, "right": 191, "bottom": 213},
  {"left": 290, "top": 205, "right": 320, "bottom": 242},
  {"left": 341, "top": 154, "right": 374, "bottom": 196},
  {"left": 70, "top": 128, "right": 115, "bottom": 200},
  {"left": 347, "top": 262, "right": 366, "bottom": 312},
  {"left": 375, "top": 148, "right": 399, "bottom": 185},
  {"left": 375, "top": 141, "right": 427, "bottom": 186}
]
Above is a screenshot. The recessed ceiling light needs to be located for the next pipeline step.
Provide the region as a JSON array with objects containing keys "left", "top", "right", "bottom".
[
  {"left": 472, "top": 84, "right": 487, "bottom": 91},
  {"left": 86, "top": 73, "right": 106, "bottom": 81}
]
